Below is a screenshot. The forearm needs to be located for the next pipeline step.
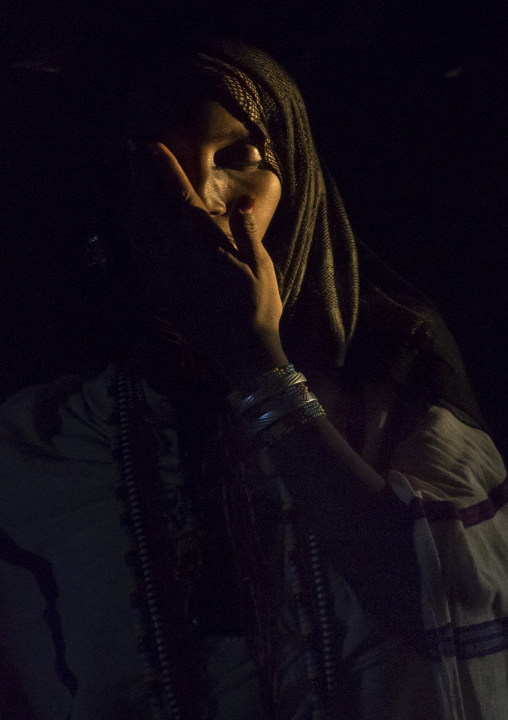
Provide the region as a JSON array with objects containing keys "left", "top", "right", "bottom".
[
  {"left": 228, "top": 352, "right": 386, "bottom": 528},
  {"left": 265, "top": 413, "right": 420, "bottom": 632},
  {"left": 228, "top": 354, "right": 388, "bottom": 536},
  {"left": 268, "top": 412, "right": 385, "bottom": 503},
  {"left": 228, "top": 351, "right": 420, "bottom": 631}
]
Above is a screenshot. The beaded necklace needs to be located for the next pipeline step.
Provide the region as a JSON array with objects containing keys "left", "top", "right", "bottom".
[
  {"left": 113, "top": 366, "right": 203, "bottom": 719},
  {"left": 112, "top": 363, "right": 342, "bottom": 719}
]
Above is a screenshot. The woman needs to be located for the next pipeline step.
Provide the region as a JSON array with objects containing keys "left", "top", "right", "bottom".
[{"left": 0, "top": 38, "right": 506, "bottom": 719}]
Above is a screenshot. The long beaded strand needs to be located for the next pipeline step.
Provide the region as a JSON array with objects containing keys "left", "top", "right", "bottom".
[
  {"left": 115, "top": 367, "right": 183, "bottom": 720},
  {"left": 278, "top": 481, "right": 330, "bottom": 720}
]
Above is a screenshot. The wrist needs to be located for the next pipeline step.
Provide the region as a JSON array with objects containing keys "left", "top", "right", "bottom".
[
  {"left": 223, "top": 355, "right": 289, "bottom": 390},
  {"left": 220, "top": 337, "right": 288, "bottom": 390},
  {"left": 227, "top": 362, "right": 326, "bottom": 445}
]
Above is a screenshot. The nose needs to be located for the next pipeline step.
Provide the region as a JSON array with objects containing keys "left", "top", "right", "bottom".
[{"left": 182, "top": 152, "right": 228, "bottom": 216}]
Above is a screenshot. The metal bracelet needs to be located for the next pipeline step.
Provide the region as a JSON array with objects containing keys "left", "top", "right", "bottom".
[
  {"left": 247, "top": 393, "right": 319, "bottom": 434},
  {"left": 228, "top": 370, "right": 306, "bottom": 417},
  {"left": 260, "top": 400, "right": 326, "bottom": 446}
]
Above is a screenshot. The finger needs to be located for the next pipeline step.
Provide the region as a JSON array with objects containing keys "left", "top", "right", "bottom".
[
  {"left": 216, "top": 244, "right": 252, "bottom": 274},
  {"left": 148, "top": 141, "right": 234, "bottom": 257},
  {"left": 128, "top": 139, "right": 166, "bottom": 204},
  {"left": 229, "top": 195, "right": 257, "bottom": 262},
  {"left": 148, "top": 142, "right": 207, "bottom": 212},
  {"left": 229, "top": 196, "right": 266, "bottom": 272},
  {"left": 149, "top": 142, "right": 235, "bottom": 244}
]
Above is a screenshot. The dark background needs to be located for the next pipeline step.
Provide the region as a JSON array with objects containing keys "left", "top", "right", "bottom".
[{"left": 1, "top": 0, "right": 506, "bottom": 455}]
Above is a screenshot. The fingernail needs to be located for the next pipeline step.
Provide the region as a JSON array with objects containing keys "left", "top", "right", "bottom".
[{"left": 239, "top": 196, "right": 256, "bottom": 213}]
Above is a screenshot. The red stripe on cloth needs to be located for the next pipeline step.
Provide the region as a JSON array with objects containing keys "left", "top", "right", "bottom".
[{"left": 409, "top": 475, "right": 508, "bottom": 527}]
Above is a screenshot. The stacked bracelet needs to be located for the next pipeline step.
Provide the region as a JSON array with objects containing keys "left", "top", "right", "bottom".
[
  {"left": 228, "top": 364, "right": 326, "bottom": 445},
  {"left": 228, "top": 365, "right": 303, "bottom": 414},
  {"left": 260, "top": 399, "right": 326, "bottom": 446}
]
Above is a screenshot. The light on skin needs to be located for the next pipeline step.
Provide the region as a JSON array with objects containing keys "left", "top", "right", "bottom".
[
  {"left": 150, "top": 100, "right": 282, "bottom": 247},
  {"left": 131, "top": 97, "right": 389, "bottom": 573},
  {"left": 129, "top": 99, "right": 288, "bottom": 382},
  {"left": 146, "top": 103, "right": 387, "bottom": 485}
]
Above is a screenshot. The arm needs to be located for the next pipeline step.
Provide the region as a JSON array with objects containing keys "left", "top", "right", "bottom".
[
  {"left": 132, "top": 140, "right": 396, "bottom": 526},
  {"left": 131, "top": 141, "right": 418, "bottom": 629},
  {"left": 138, "top": 141, "right": 508, "bottom": 718}
]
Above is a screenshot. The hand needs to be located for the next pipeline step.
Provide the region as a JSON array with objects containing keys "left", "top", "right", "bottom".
[{"left": 127, "top": 141, "right": 288, "bottom": 384}]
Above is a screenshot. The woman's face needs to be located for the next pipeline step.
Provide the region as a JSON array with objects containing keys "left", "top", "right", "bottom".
[{"left": 153, "top": 100, "right": 282, "bottom": 242}]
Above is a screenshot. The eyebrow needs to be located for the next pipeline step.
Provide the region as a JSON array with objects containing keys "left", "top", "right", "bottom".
[{"left": 208, "top": 127, "right": 252, "bottom": 144}]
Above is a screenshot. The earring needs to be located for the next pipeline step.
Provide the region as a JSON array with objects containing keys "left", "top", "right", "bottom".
[{"left": 86, "top": 234, "right": 108, "bottom": 271}]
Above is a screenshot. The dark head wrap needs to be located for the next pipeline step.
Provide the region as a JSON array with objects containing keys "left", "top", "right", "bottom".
[
  {"left": 193, "top": 40, "right": 360, "bottom": 370},
  {"left": 175, "top": 39, "right": 482, "bottom": 428},
  {"left": 126, "top": 38, "right": 359, "bottom": 369},
  {"left": 118, "top": 37, "right": 484, "bottom": 428}
]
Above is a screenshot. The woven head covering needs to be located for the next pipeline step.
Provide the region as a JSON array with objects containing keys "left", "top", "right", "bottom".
[
  {"left": 188, "top": 40, "right": 483, "bottom": 425},
  {"left": 124, "top": 38, "right": 483, "bottom": 426},
  {"left": 190, "top": 40, "right": 360, "bottom": 369},
  {"left": 196, "top": 40, "right": 360, "bottom": 368}
]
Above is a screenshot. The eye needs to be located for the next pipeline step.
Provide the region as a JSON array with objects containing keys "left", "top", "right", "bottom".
[{"left": 214, "top": 141, "right": 264, "bottom": 171}]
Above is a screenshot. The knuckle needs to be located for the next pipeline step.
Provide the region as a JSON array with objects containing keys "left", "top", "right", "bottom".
[
  {"left": 181, "top": 188, "right": 193, "bottom": 204},
  {"left": 242, "top": 212, "right": 257, "bottom": 231}
]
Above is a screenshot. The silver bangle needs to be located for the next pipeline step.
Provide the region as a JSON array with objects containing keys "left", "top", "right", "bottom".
[
  {"left": 246, "top": 393, "right": 319, "bottom": 435},
  {"left": 229, "top": 372, "right": 307, "bottom": 416},
  {"left": 260, "top": 400, "right": 326, "bottom": 446},
  {"left": 228, "top": 363, "right": 326, "bottom": 439}
]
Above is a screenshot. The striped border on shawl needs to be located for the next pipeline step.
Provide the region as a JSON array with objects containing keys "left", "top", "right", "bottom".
[
  {"left": 409, "top": 475, "right": 508, "bottom": 528},
  {"left": 425, "top": 616, "right": 508, "bottom": 662}
]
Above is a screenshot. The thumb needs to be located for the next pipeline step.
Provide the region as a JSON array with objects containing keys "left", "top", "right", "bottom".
[{"left": 229, "top": 195, "right": 262, "bottom": 269}]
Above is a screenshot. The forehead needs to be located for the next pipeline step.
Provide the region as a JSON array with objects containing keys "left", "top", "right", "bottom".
[
  {"left": 181, "top": 100, "right": 248, "bottom": 140},
  {"left": 128, "top": 65, "right": 266, "bottom": 141},
  {"left": 154, "top": 99, "right": 253, "bottom": 147}
]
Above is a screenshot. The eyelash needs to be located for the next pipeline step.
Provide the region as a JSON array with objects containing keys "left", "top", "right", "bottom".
[{"left": 214, "top": 144, "right": 264, "bottom": 171}]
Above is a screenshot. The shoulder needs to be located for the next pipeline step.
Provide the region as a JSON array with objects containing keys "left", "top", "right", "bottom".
[
  {"left": 389, "top": 404, "right": 506, "bottom": 506},
  {"left": 0, "top": 367, "right": 118, "bottom": 530},
  {"left": 0, "top": 367, "right": 116, "bottom": 458}
]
